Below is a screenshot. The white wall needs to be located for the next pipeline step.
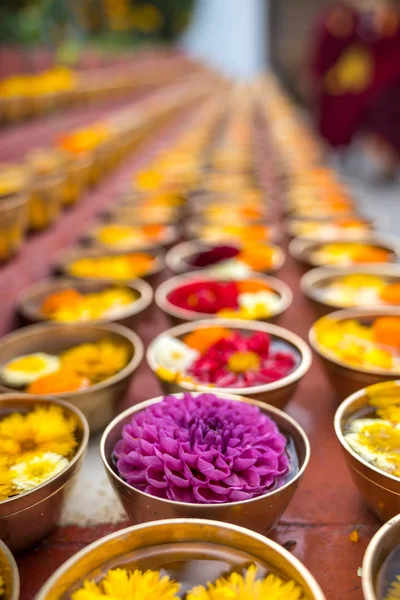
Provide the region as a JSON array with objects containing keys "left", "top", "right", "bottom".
[{"left": 181, "top": 0, "right": 268, "bottom": 79}]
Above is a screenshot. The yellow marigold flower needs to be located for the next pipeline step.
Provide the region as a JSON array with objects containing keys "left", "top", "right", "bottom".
[
  {"left": 71, "top": 568, "right": 180, "bottom": 600},
  {"left": 61, "top": 340, "right": 130, "bottom": 383},
  {"left": 10, "top": 452, "right": 69, "bottom": 492},
  {"left": 386, "top": 576, "right": 400, "bottom": 600},
  {"left": 0, "top": 405, "right": 77, "bottom": 460},
  {"left": 0, "top": 458, "right": 13, "bottom": 501},
  {"left": 187, "top": 565, "right": 304, "bottom": 600}
]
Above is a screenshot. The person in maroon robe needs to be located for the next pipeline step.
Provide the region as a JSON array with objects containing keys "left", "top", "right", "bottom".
[{"left": 309, "top": 0, "right": 400, "bottom": 171}]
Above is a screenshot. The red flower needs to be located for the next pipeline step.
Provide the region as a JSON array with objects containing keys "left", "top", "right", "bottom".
[
  {"left": 167, "top": 281, "right": 239, "bottom": 314},
  {"left": 188, "top": 245, "right": 239, "bottom": 268},
  {"left": 188, "top": 331, "right": 296, "bottom": 388}
]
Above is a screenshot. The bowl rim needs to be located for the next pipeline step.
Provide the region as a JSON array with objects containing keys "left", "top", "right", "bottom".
[
  {"left": 301, "top": 265, "right": 400, "bottom": 309},
  {"left": 83, "top": 220, "right": 179, "bottom": 251},
  {"left": 56, "top": 245, "right": 165, "bottom": 281},
  {"left": 0, "top": 191, "right": 29, "bottom": 212},
  {"left": 289, "top": 233, "right": 400, "bottom": 267},
  {"left": 0, "top": 394, "right": 89, "bottom": 511},
  {"left": 17, "top": 277, "right": 153, "bottom": 325},
  {"left": 35, "top": 518, "right": 326, "bottom": 600},
  {"left": 309, "top": 307, "right": 400, "bottom": 376},
  {"left": 0, "top": 322, "right": 144, "bottom": 399},
  {"left": 361, "top": 513, "right": 400, "bottom": 600},
  {"left": 334, "top": 381, "right": 400, "bottom": 486},
  {"left": 0, "top": 539, "right": 19, "bottom": 600},
  {"left": 155, "top": 271, "right": 293, "bottom": 321},
  {"left": 100, "top": 391, "right": 311, "bottom": 509},
  {"left": 165, "top": 239, "right": 285, "bottom": 275},
  {"left": 147, "top": 318, "right": 312, "bottom": 394}
]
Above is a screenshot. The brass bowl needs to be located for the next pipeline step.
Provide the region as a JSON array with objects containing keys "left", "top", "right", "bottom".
[
  {"left": 309, "top": 308, "right": 400, "bottom": 399},
  {"left": 284, "top": 215, "right": 375, "bottom": 240},
  {"left": 155, "top": 272, "right": 293, "bottom": 325},
  {"left": 147, "top": 319, "right": 312, "bottom": 409},
  {"left": 0, "top": 395, "right": 89, "bottom": 552},
  {"left": 85, "top": 220, "right": 179, "bottom": 252},
  {"left": 166, "top": 240, "right": 286, "bottom": 275},
  {"left": 0, "top": 323, "right": 143, "bottom": 433},
  {"left": 17, "top": 277, "right": 153, "bottom": 327},
  {"left": 28, "top": 174, "right": 65, "bottom": 232},
  {"left": 334, "top": 383, "right": 400, "bottom": 522},
  {"left": 36, "top": 518, "right": 326, "bottom": 600},
  {"left": 362, "top": 513, "right": 400, "bottom": 600},
  {"left": 301, "top": 265, "right": 400, "bottom": 317},
  {"left": 0, "top": 540, "right": 19, "bottom": 600},
  {"left": 289, "top": 235, "right": 400, "bottom": 271},
  {"left": 57, "top": 246, "right": 165, "bottom": 285},
  {"left": 62, "top": 155, "right": 92, "bottom": 207},
  {"left": 101, "top": 392, "right": 310, "bottom": 534},
  {"left": 0, "top": 192, "right": 28, "bottom": 263},
  {"left": 107, "top": 204, "right": 179, "bottom": 226}
]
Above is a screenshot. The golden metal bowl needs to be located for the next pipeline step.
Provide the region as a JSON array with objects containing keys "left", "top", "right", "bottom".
[
  {"left": 28, "top": 174, "right": 65, "bottom": 232},
  {"left": 0, "top": 540, "right": 19, "bottom": 600},
  {"left": 36, "top": 518, "right": 326, "bottom": 600},
  {"left": 147, "top": 318, "right": 312, "bottom": 409},
  {"left": 57, "top": 245, "right": 165, "bottom": 285},
  {"left": 289, "top": 235, "right": 400, "bottom": 271},
  {"left": 362, "top": 513, "right": 400, "bottom": 600},
  {"left": 0, "top": 394, "right": 89, "bottom": 552},
  {"left": 0, "top": 192, "right": 28, "bottom": 263},
  {"left": 334, "top": 382, "right": 400, "bottom": 522},
  {"left": 155, "top": 271, "right": 293, "bottom": 325},
  {"left": 166, "top": 240, "right": 286, "bottom": 275},
  {"left": 101, "top": 392, "right": 310, "bottom": 534},
  {"left": 0, "top": 323, "right": 143, "bottom": 433},
  {"left": 309, "top": 308, "right": 400, "bottom": 399},
  {"left": 85, "top": 220, "right": 179, "bottom": 252},
  {"left": 17, "top": 277, "right": 153, "bottom": 328},
  {"left": 301, "top": 265, "right": 400, "bottom": 317}
]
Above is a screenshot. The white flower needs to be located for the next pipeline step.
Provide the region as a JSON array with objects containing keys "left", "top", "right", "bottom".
[
  {"left": 10, "top": 452, "right": 69, "bottom": 492},
  {"left": 208, "top": 259, "right": 252, "bottom": 280},
  {"left": 152, "top": 336, "right": 199, "bottom": 375},
  {"left": 344, "top": 419, "right": 399, "bottom": 475},
  {"left": 238, "top": 290, "right": 281, "bottom": 316}
]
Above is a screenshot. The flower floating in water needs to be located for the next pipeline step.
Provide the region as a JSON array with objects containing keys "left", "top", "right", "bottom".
[
  {"left": 187, "top": 565, "right": 304, "bottom": 600},
  {"left": 0, "top": 404, "right": 77, "bottom": 459},
  {"left": 68, "top": 253, "right": 156, "bottom": 281},
  {"left": 10, "top": 452, "right": 69, "bottom": 492},
  {"left": 317, "top": 274, "right": 400, "bottom": 309},
  {"left": 310, "top": 243, "right": 392, "bottom": 266},
  {"left": 0, "top": 339, "right": 130, "bottom": 393},
  {"left": 313, "top": 316, "right": 400, "bottom": 372},
  {"left": 197, "top": 225, "right": 274, "bottom": 244},
  {"left": 344, "top": 383, "right": 400, "bottom": 479},
  {"left": 71, "top": 568, "right": 180, "bottom": 600},
  {"left": 386, "top": 576, "right": 400, "bottom": 600},
  {"left": 153, "top": 329, "right": 297, "bottom": 388},
  {"left": 0, "top": 404, "right": 77, "bottom": 500},
  {"left": 167, "top": 279, "right": 282, "bottom": 320},
  {"left": 115, "top": 393, "right": 290, "bottom": 504},
  {"left": 187, "top": 243, "right": 278, "bottom": 278},
  {"left": 94, "top": 224, "right": 168, "bottom": 250},
  {"left": 291, "top": 218, "right": 371, "bottom": 240},
  {"left": 41, "top": 287, "right": 138, "bottom": 323}
]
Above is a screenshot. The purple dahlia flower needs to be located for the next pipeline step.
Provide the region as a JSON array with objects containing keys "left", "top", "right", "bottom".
[{"left": 114, "top": 393, "right": 289, "bottom": 504}]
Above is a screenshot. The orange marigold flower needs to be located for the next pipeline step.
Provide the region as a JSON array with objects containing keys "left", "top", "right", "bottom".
[
  {"left": 373, "top": 317, "right": 400, "bottom": 349},
  {"left": 380, "top": 283, "right": 400, "bottom": 305},
  {"left": 27, "top": 369, "right": 91, "bottom": 395},
  {"left": 238, "top": 244, "right": 275, "bottom": 271},
  {"left": 183, "top": 327, "right": 233, "bottom": 354},
  {"left": 353, "top": 247, "right": 390, "bottom": 263},
  {"left": 237, "top": 280, "right": 271, "bottom": 294},
  {"left": 41, "top": 289, "right": 82, "bottom": 317}
]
